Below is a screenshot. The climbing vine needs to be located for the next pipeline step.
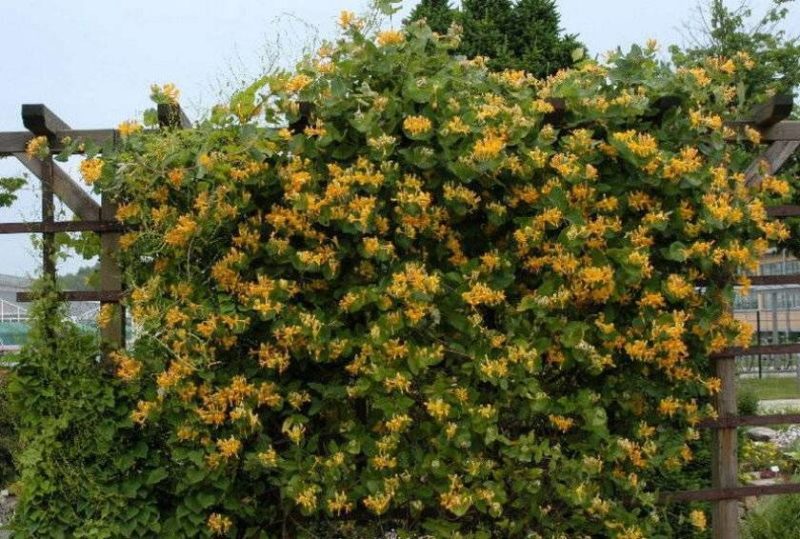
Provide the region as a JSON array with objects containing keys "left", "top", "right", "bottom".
[{"left": 10, "top": 7, "right": 791, "bottom": 538}]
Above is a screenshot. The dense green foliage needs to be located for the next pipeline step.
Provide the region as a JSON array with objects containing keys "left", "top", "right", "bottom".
[
  {"left": 671, "top": 0, "right": 800, "bottom": 102},
  {"left": 9, "top": 6, "right": 793, "bottom": 538},
  {"left": 7, "top": 282, "right": 169, "bottom": 538},
  {"left": 406, "top": 0, "right": 454, "bottom": 34},
  {"left": 0, "top": 372, "right": 17, "bottom": 487},
  {"left": 406, "top": 0, "right": 583, "bottom": 76},
  {"left": 743, "top": 491, "right": 800, "bottom": 539}
]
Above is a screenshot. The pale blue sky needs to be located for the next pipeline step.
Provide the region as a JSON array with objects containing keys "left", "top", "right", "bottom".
[{"left": 0, "top": 0, "right": 795, "bottom": 277}]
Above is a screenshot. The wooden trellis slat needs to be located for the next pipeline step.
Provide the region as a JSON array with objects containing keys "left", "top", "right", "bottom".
[
  {"left": 747, "top": 274, "right": 800, "bottom": 286},
  {"left": 16, "top": 290, "right": 124, "bottom": 303},
  {"left": 767, "top": 205, "right": 800, "bottom": 218},
  {"left": 666, "top": 482, "right": 800, "bottom": 503},
  {"left": 699, "top": 414, "right": 800, "bottom": 429},
  {"left": 745, "top": 140, "right": 800, "bottom": 186},
  {"left": 0, "top": 221, "right": 126, "bottom": 234},
  {"left": 0, "top": 129, "right": 116, "bottom": 156}
]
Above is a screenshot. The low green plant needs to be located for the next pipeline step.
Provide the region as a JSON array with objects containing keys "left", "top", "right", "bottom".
[
  {"left": 739, "top": 386, "right": 760, "bottom": 416},
  {"left": 0, "top": 369, "right": 17, "bottom": 486},
  {"left": 743, "top": 491, "right": 800, "bottom": 539}
]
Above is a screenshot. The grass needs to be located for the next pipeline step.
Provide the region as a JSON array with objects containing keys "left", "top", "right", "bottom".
[{"left": 739, "top": 377, "right": 800, "bottom": 401}]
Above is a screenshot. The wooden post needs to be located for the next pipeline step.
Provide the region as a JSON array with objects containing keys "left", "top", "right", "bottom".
[
  {"left": 711, "top": 353, "right": 739, "bottom": 539},
  {"left": 40, "top": 156, "right": 55, "bottom": 280},
  {"left": 99, "top": 193, "right": 124, "bottom": 357}
]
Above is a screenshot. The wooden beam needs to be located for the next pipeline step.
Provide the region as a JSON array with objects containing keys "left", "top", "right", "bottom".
[
  {"left": 21, "top": 104, "right": 71, "bottom": 137},
  {"left": 0, "top": 129, "right": 117, "bottom": 156},
  {"left": 16, "top": 290, "right": 123, "bottom": 303},
  {"left": 99, "top": 194, "right": 125, "bottom": 353},
  {"left": 664, "top": 482, "right": 800, "bottom": 503},
  {"left": 711, "top": 354, "right": 738, "bottom": 539},
  {"left": 0, "top": 220, "right": 125, "bottom": 234},
  {"left": 157, "top": 103, "right": 191, "bottom": 129},
  {"left": 767, "top": 205, "right": 800, "bottom": 218},
  {"left": 699, "top": 413, "right": 800, "bottom": 429},
  {"left": 746, "top": 94, "right": 794, "bottom": 128},
  {"left": 745, "top": 140, "right": 800, "bottom": 186},
  {"left": 747, "top": 274, "right": 800, "bottom": 286},
  {"left": 14, "top": 153, "right": 101, "bottom": 221},
  {"left": 761, "top": 121, "right": 800, "bottom": 142}
]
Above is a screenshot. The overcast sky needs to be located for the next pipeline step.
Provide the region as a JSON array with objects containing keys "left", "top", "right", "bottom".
[{"left": 0, "top": 0, "right": 796, "bottom": 277}]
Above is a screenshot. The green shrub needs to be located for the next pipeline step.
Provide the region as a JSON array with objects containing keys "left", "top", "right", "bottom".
[
  {"left": 739, "top": 386, "right": 760, "bottom": 416},
  {"left": 0, "top": 369, "right": 17, "bottom": 486},
  {"left": 13, "top": 5, "right": 785, "bottom": 538},
  {"left": 744, "top": 492, "right": 800, "bottom": 539}
]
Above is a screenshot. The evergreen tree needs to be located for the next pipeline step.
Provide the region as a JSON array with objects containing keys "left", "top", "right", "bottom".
[
  {"left": 508, "top": 0, "right": 583, "bottom": 77},
  {"left": 405, "top": 0, "right": 583, "bottom": 76},
  {"left": 405, "top": 0, "right": 455, "bottom": 34},
  {"left": 459, "top": 0, "right": 515, "bottom": 71}
]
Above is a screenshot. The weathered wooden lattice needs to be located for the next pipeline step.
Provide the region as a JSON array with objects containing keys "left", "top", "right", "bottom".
[
  {"left": 0, "top": 103, "right": 189, "bottom": 356},
  {"left": 1, "top": 96, "right": 800, "bottom": 537}
]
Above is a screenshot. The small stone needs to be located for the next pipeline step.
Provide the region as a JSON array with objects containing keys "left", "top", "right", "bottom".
[
  {"left": 746, "top": 427, "right": 779, "bottom": 442},
  {"left": 0, "top": 490, "right": 7, "bottom": 498}
]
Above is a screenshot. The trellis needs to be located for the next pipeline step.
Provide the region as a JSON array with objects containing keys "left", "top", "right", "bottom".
[
  {"left": 0, "top": 103, "right": 189, "bottom": 357},
  {"left": 0, "top": 96, "right": 800, "bottom": 537}
]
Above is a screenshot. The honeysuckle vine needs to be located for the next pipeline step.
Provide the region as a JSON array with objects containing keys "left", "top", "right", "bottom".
[{"left": 12, "top": 8, "right": 793, "bottom": 539}]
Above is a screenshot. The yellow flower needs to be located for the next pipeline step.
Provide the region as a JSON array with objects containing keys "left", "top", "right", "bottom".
[
  {"left": 385, "top": 413, "right": 412, "bottom": 433},
  {"left": 327, "top": 491, "right": 353, "bottom": 515},
  {"left": 472, "top": 133, "right": 507, "bottom": 161},
  {"left": 164, "top": 215, "right": 198, "bottom": 247},
  {"left": 376, "top": 29, "right": 405, "bottom": 46},
  {"left": 216, "top": 436, "right": 242, "bottom": 459},
  {"left": 285, "top": 74, "right": 313, "bottom": 93},
  {"left": 151, "top": 82, "right": 180, "bottom": 104},
  {"left": 295, "top": 485, "right": 319, "bottom": 511},
  {"left": 549, "top": 414, "right": 575, "bottom": 432},
  {"left": 257, "top": 447, "right": 279, "bottom": 467},
  {"left": 689, "top": 509, "right": 707, "bottom": 530},
  {"left": 426, "top": 398, "right": 451, "bottom": 421},
  {"left": 462, "top": 282, "right": 506, "bottom": 307},
  {"left": 117, "top": 120, "right": 142, "bottom": 137},
  {"left": 80, "top": 158, "right": 104, "bottom": 184},
  {"left": 403, "top": 115, "right": 433, "bottom": 136},
  {"left": 25, "top": 135, "right": 49, "bottom": 159},
  {"left": 338, "top": 10, "right": 361, "bottom": 29},
  {"left": 207, "top": 513, "right": 232, "bottom": 536}
]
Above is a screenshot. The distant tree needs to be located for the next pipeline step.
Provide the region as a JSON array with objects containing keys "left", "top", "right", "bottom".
[
  {"left": 672, "top": 0, "right": 800, "bottom": 102},
  {"left": 405, "top": 0, "right": 582, "bottom": 76},
  {"left": 507, "top": 0, "right": 583, "bottom": 77},
  {"left": 459, "top": 0, "right": 516, "bottom": 71},
  {"left": 404, "top": 0, "right": 455, "bottom": 34}
]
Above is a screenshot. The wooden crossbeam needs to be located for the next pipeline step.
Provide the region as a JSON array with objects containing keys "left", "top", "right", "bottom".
[
  {"left": 747, "top": 274, "right": 800, "bottom": 286},
  {"left": 0, "top": 129, "right": 116, "bottom": 156},
  {"left": 16, "top": 290, "right": 123, "bottom": 303},
  {"left": 13, "top": 153, "right": 100, "bottom": 221},
  {"left": 699, "top": 414, "right": 800, "bottom": 429},
  {"left": 0, "top": 221, "right": 125, "bottom": 234},
  {"left": 745, "top": 140, "right": 800, "bottom": 186},
  {"left": 761, "top": 121, "right": 800, "bottom": 142},
  {"left": 21, "top": 104, "right": 71, "bottom": 137},
  {"left": 746, "top": 94, "right": 794, "bottom": 128},
  {"left": 665, "top": 482, "right": 800, "bottom": 503},
  {"left": 767, "top": 205, "right": 800, "bottom": 218}
]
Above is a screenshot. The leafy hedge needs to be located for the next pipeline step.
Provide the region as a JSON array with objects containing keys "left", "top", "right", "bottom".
[{"left": 10, "top": 7, "right": 789, "bottom": 539}]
